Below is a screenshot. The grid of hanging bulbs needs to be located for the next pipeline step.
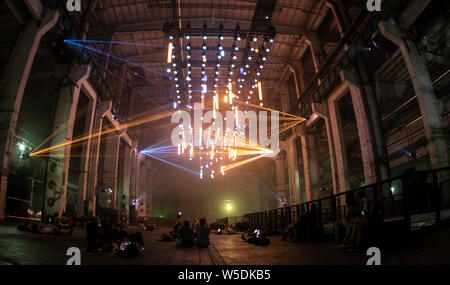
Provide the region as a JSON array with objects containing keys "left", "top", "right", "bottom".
[{"left": 165, "top": 23, "right": 275, "bottom": 179}]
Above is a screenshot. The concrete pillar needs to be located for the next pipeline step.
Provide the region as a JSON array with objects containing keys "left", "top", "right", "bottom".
[
  {"left": 44, "top": 64, "right": 91, "bottom": 217},
  {"left": 328, "top": 83, "right": 350, "bottom": 193},
  {"left": 293, "top": 62, "right": 306, "bottom": 94},
  {"left": 379, "top": 22, "right": 448, "bottom": 169},
  {"left": 295, "top": 125, "right": 320, "bottom": 202},
  {"left": 295, "top": 125, "right": 311, "bottom": 202},
  {"left": 328, "top": 73, "right": 381, "bottom": 188},
  {"left": 0, "top": 10, "right": 59, "bottom": 220},
  {"left": 354, "top": 58, "right": 391, "bottom": 181},
  {"left": 326, "top": 0, "right": 350, "bottom": 37},
  {"left": 280, "top": 83, "right": 291, "bottom": 113},
  {"left": 283, "top": 136, "right": 301, "bottom": 205},
  {"left": 129, "top": 146, "right": 138, "bottom": 214},
  {"left": 304, "top": 32, "right": 326, "bottom": 84},
  {"left": 135, "top": 155, "right": 151, "bottom": 219},
  {"left": 287, "top": 64, "right": 301, "bottom": 99},
  {"left": 274, "top": 153, "right": 289, "bottom": 207},
  {"left": 340, "top": 71, "right": 378, "bottom": 185},
  {"left": 311, "top": 103, "right": 339, "bottom": 194},
  {"left": 76, "top": 82, "right": 98, "bottom": 217},
  {"left": 102, "top": 130, "right": 123, "bottom": 208},
  {"left": 87, "top": 101, "right": 112, "bottom": 215},
  {"left": 120, "top": 143, "right": 132, "bottom": 214}
]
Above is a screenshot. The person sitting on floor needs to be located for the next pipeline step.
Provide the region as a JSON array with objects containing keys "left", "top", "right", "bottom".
[
  {"left": 335, "top": 193, "right": 360, "bottom": 247},
  {"left": 177, "top": 220, "right": 195, "bottom": 247},
  {"left": 282, "top": 220, "right": 300, "bottom": 242},
  {"left": 195, "top": 218, "right": 210, "bottom": 247},
  {"left": 346, "top": 197, "right": 385, "bottom": 251}
]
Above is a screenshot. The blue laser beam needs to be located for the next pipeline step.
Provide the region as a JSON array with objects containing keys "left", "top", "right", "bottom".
[
  {"left": 142, "top": 153, "right": 200, "bottom": 176},
  {"left": 74, "top": 43, "right": 172, "bottom": 94},
  {"left": 65, "top": 40, "right": 168, "bottom": 78},
  {"left": 75, "top": 47, "right": 166, "bottom": 108}
]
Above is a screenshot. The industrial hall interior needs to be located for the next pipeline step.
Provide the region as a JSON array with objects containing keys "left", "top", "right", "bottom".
[{"left": 0, "top": 0, "right": 449, "bottom": 266}]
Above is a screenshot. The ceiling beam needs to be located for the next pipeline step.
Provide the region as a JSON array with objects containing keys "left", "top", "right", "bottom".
[{"left": 88, "top": 18, "right": 340, "bottom": 42}]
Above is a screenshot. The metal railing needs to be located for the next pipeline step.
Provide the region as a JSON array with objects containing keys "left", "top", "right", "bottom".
[
  {"left": 217, "top": 216, "right": 243, "bottom": 226},
  {"left": 246, "top": 166, "right": 450, "bottom": 234}
]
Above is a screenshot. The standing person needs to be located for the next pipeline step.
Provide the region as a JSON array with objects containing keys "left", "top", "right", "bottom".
[
  {"left": 80, "top": 215, "right": 86, "bottom": 229},
  {"left": 120, "top": 205, "right": 128, "bottom": 225},
  {"left": 86, "top": 216, "right": 98, "bottom": 252},
  {"left": 196, "top": 218, "right": 210, "bottom": 247}
]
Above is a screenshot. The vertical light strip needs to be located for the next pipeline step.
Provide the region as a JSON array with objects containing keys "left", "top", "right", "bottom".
[
  {"left": 258, "top": 81, "right": 263, "bottom": 102},
  {"left": 167, "top": 42, "right": 173, "bottom": 63}
]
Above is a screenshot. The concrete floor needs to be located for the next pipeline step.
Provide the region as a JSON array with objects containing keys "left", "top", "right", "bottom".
[{"left": 0, "top": 224, "right": 449, "bottom": 265}]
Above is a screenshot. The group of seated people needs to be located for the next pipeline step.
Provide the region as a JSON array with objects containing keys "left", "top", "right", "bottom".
[
  {"left": 164, "top": 216, "right": 210, "bottom": 248},
  {"left": 137, "top": 217, "right": 157, "bottom": 231},
  {"left": 17, "top": 212, "right": 74, "bottom": 236},
  {"left": 335, "top": 193, "right": 384, "bottom": 251},
  {"left": 241, "top": 228, "right": 270, "bottom": 245},
  {"left": 86, "top": 213, "right": 143, "bottom": 256}
]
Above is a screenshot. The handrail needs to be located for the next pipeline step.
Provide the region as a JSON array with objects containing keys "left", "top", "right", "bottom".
[{"left": 245, "top": 165, "right": 450, "bottom": 217}]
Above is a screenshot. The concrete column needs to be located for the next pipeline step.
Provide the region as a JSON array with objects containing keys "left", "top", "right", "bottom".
[
  {"left": 280, "top": 83, "right": 291, "bottom": 113},
  {"left": 379, "top": 22, "right": 448, "bottom": 169},
  {"left": 308, "top": 135, "right": 320, "bottom": 200},
  {"left": 274, "top": 153, "right": 289, "bottom": 207},
  {"left": 295, "top": 126, "right": 311, "bottom": 202},
  {"left": 44, "top": 64, "right": 91, "bottom": 217},
  {"left": 0, "top": 10, "right": 59, "bottom": 219},
  {"left": 293, "top": 62, "right": 306, "bottom": 94},
  {"left": 103, "top": 130, "right": 123, "bottom": 208},
  {"left": 311, "top": 103, "right": 339, "bottom": 194},
  {"left": 326, "top": 0, "right": 350, "bottom": 37},
  {"left": 328, "top": 83, "right": 350, "bottom": 193},
  {"left": 129, "top": 146, "right": 138, "bottom": 214},
  {"left": 295, "top": 125, "right": 320, "bottom": 202},
  {"left": 87, "top": 101, "right": 112, "bottom": 215},
  {"left": 304, "top": 32, "right": 326, "bottom": 84},
  {"left": 341, "top": 71, "right": 378, "bottom": 185},
  {"left": 120, "top": 143, "right": 133, "bottom": 215},
  {"left": 355, "top": 58, "right": 391, "bottom": 181},
  {"left": 328, "top": 73, "right": 381, "bottom": 188},
  {"left": 287, "top": 64, "right": 301, "bottom": 99},
  {"left": 76, "top": 82, "right": 97, "bottom": 217},
  {"left": 283, "top": 136, "right": 301, "bottom": 205}
]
